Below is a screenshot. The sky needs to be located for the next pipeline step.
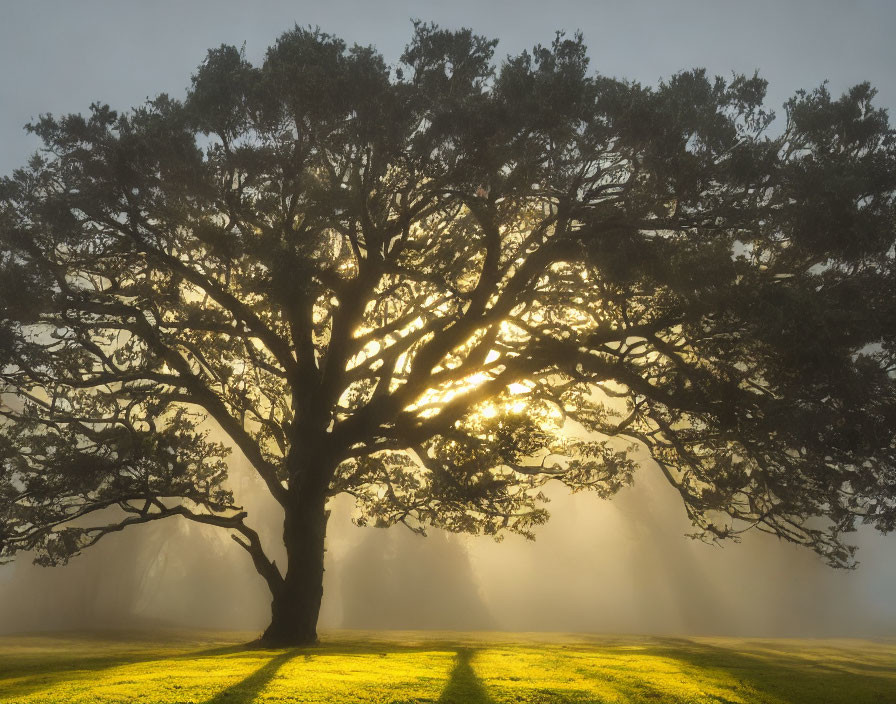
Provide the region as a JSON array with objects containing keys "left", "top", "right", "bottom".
[
  {"left": 0, "top": 0, "right": 895, "bottom": 637},
  {"left": 2, "top": 0, "right": 895, "bottom": 174}
]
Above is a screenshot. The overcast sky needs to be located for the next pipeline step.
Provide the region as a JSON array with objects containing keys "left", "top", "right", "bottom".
[
  {"left": 2, "top": 0, "right": 894, "bottom": 173},
  {"left": 1, "top": 0, "right": 895, "bottom": 636}
]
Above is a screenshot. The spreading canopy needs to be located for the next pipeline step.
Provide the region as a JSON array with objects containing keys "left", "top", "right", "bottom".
[{"left": 1, "top": 24, "right": 895, "bottom": 573}]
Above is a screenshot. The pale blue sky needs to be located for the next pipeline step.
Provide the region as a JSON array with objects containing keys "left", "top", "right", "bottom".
[{"left": 2, "top": 0, "right": 894, "bottom": 172}]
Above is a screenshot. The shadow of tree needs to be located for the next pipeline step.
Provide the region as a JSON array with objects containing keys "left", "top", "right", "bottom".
[
  {"left": 437, "top": 648, "right": 494, "bottom": 704},
  {"left": 187, "top": 642, "right": 270, "bottom": 658},
  {"left": 0, "top": 651, "right": 170, "bottom": 701},
  {"left": 0, "top": 642, "right": 299, "bottom": 703},
  {"left": 0, "top": 637, "right": 450, "bottom": 702},
  {"left": 202, "top": 649, "right": 301, "bottom": 704},
  {"left": 614, "top": 638, "right": 896, "bottom": 704},
  {"left": 3, "top": 634, "right": 893, "bottom": 704}
]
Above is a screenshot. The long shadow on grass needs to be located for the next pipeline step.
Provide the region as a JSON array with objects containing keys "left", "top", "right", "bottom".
[
  {"left": 202, "top": 649, "right": 301, "bottom": 704},
  {"left": 633, "top": 638, "right": 896, "bottom": 704},
  {"left": 0, "top": 637, "right": 455, "bottom": 702},
  {"left": 0, "top": 641, "right": 292, "bottom": 702},
  {"left": 0, "top": 650, "right": 176, "bottom": 701},
  {"left": 437, "top": 648, "right": 494, "bottom": 704}
]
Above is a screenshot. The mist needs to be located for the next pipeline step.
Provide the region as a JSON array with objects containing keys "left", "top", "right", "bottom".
[{"left": 2, "top": 446, "right": 894, "bottom": 637}]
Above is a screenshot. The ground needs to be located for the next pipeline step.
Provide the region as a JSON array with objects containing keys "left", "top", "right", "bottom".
[{"left": 0, "top": 631, "right": 893, "bottom": 703}]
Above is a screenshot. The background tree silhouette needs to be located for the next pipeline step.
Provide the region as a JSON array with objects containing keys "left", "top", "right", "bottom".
[{"left": 1, "top": 23, "right": 894, "bottom": 644}]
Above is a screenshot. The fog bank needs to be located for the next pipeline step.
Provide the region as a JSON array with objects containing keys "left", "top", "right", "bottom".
[{"left": 2, "top": 454, "right": 894, "bottom": 638}]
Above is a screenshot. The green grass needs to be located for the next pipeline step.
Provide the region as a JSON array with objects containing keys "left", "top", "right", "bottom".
[{"left": 0, "top": 630, "right": 893, "bottom": 703}]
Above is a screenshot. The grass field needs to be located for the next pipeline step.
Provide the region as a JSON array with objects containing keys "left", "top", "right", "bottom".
[{"left": 0, "top": 630, "right": 893, "bottom": 704}]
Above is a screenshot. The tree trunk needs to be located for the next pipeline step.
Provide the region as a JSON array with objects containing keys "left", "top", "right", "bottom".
[{"left": 261, "top": 486, "right": 330, "bottom": 646}]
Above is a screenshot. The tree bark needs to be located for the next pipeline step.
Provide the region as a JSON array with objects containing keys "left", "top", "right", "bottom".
[{"left": 260, "top": 485, "right": 330, "bottom": 646}]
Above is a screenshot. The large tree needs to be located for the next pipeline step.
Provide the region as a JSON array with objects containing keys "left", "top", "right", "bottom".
[{"left": 1, "top": 24, "right": 894, "bottom": 645}]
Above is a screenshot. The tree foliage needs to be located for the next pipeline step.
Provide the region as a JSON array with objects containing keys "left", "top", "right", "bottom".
[{"left": 1, "top": 23, "right": 895, "bottom": 585}]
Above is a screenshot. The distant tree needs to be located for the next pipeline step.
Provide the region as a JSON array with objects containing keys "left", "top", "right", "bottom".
[
  {"left": 339, "top": 528, "right": 494, "bottom": 630},
  {"left": 1, "top": 23, "right": 894, "bottom": 645}
]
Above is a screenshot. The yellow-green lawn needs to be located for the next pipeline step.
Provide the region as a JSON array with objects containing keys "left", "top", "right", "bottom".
[{"left": 0, "top": 630, "right": 893, "bottom": 703}]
